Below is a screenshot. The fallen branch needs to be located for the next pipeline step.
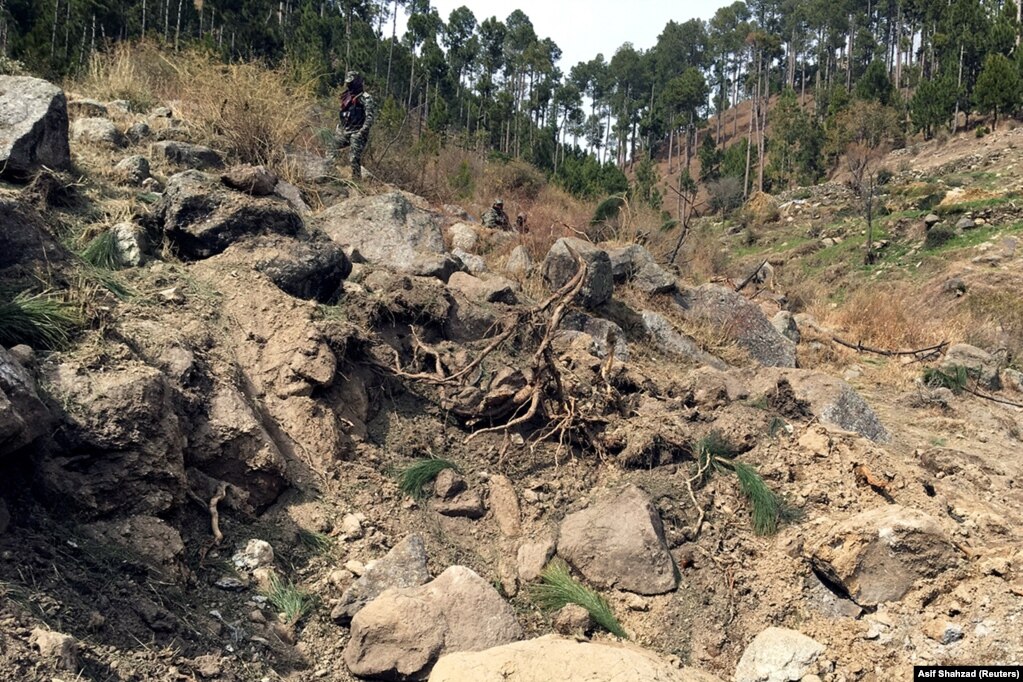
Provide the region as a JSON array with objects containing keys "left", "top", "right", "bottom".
[
  {"left": 964, "top": 385, "right": 1023, "bottom": 409},
  {"left": 832, "top": 337, "right": 948, "bottom": 359},
  {"left": 734, "top": 259, "right": 769, "bottom": 293}
]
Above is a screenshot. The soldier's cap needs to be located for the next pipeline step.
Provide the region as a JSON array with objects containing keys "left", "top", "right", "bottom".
[
  {"left": 493, "top": 198, "right": 503, "bottom": 206},
  {"left": 345, "top": 71, "right": 362, "bottom": 84}
]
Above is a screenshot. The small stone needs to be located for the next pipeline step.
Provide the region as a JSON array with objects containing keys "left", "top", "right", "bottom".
[
  {"left": 924, "top": 214, "right": 941, "bottom": 228},
  {"left": 249, "top": 610, "right": 267, "bottom": 624},
  {"left": 158, "top": 287, "right": 185, "bottom": 304},
  {"left": 489, "top": 475, "right": 521, "bottom": 538},
  {"left": 955, "top": 217, "right": 976, "bottom": 230},
  {"left": 923, "top": 620, "right": 965, "bottom": 645},
  {"left": 344, "top": 560, "right": 366, "bottom": 576},
  {"left": 517, "top": 536, "right": 556, "bottom": 583},
  {"left": 433, "top": 468, "right": 467, "bottom": 499},
  {"left": 193, "top": 654, "right": 222, "bottom": 679},
  {"left": 232, "top": 539, "right": 275, "bottom": 571},
  {"left": 341, "top": 513, "right": 364, "bottom": 540},
  {"left": 552, "top": 603, "right": 592, "bottom": 636},
  {"left": 625, "top": 593, "right": 650, "bottom": 612},
  {"left": 30, "top": 628, "right": 78, "bottom": 671},
  {"left": 215, "top": 576, "right": 248, "bottom": 591},
  {"left": 86, "top": 611, "right": 105, "bottom": 631},
  {"left": 432, "top": 490, "right": 486, "bottom": 518}
]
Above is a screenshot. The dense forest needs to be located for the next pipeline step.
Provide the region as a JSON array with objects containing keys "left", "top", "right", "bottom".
[{"left": 2, "top": 0, "right": 1023, "bottom": 202}]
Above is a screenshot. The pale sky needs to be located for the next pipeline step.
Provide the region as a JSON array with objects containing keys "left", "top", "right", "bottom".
[{"left": 399, "top": 0, "right": 736, "bottom": 73}]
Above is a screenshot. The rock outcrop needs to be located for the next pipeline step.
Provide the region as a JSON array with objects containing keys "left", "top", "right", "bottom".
[
  {"left": 332, "top": 534, "right": 431, "bottom": 624},
  {"left": 0, "top": 76, "right": 71, "bottom": 178},
  {"left": 541, "top": 238, "right": 613, "bottom": 309}
]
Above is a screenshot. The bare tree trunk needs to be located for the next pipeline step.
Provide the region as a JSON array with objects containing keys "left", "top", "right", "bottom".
[
  {"left": 142, "top": 0, "right": 147, "bottom": 36},
  {"left": 51, "top": 0, "right": 59, "bottom": 57},
  {"left": 385, "top": 0, "right": 398, "bottom": 96},
  {"left": 667, "top": 121, "right": 674, "bottom": 174},
  {"left": 174, "top": 0, "right": 182, "bottom": 50},
  {"left": 164, "top": 0, "right": 170, "bottom": 41},
  {"left": 952, "top": 43, "right": 964, "bottom": 134}
]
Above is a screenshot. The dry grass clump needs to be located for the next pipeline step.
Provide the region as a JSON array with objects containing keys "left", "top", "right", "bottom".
[
  {"left": 827, "top": 287, "right": 952, "bottom": 351},
  {"left": 75, "top": 41, "right": 174, "bottom": 111},
  {"left": 962, "top": 290, "right": 1023, "bottom": 367}
]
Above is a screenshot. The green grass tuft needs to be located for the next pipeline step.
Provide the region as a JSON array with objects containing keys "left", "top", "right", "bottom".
[
  {"left": 79, "top": 230, "right": 122, "bottom": 270},
  {"left": 264, "top": 573, "right": 314, "bottom": 625},
  {"left": 531, "top": 559, "right": 627, "bottom": 639},
  {"left": 720, "top": 460, "right": 794, "bottom": 536},
  {"left": 923, "top": 365, "right": 969, "bottom": 394},
  {"left": 297, "top": 529, "right": 334, "bottom": 554},
  {"left": 0, "top": 291, "right": 80, "bottom": 349},
  {"left": 397, "top": 458, "right": 459, "bottom": 499}
]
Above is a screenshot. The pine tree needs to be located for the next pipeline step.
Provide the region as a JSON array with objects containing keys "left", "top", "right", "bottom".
[{"left": 974, "top": 52, "right": 1021, "bottom": 128}]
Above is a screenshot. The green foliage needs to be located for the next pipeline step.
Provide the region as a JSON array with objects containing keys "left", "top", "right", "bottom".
[
  {"left": 974, "top": 53, "right": 1021, "bottom": 125},
  {"left": 911, "top": 77, "right": 957, "bottom": 139},
  {"left": 633, "top": 156, "right": 661, "bottom": 209},
  {"left": 854, "top": 60, "right": 895, "bottom": 106},
  {"left": 79, "top": 230, "right": 121, "bottom": 270},
  {"left": 0, "top": 291, "right": 80, "bottom": 350},
  {"left": 706, "top": 176, "right": 744, "bottom": 215},
  {"left": 531, "top": 559, "right": 627, "bottom": 639},
  {"left": 591, "top": 194, "right": 627, "bottom": 226},
  {"left": 264, "top": 573, "right": 314, "bottom": 625},
  {"left": 924, "top": 225, "right": 956, "bottom": 249},
  {"left": 297, "top": 529, "right": 334, "bottom": 554},
  {"left": 768, "top": 89, "right": 825, "bottom": 190},
  {"left": 398, "top": 458, "right": 459, "bottom": 499},
  {"left": 449, "top": 161, "right": 475, "bottom": 200},
  {"left": 923, "top": 366, "right": 969, "bottom": 394}
]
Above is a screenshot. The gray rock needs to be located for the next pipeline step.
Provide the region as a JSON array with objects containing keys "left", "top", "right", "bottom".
[
  {"left": 641, "top": 310, "right": 728, "bottom": 370},
  {"left": 772, "top": 311, "right": 800, "bottom": 344},
  {"left": 331, "top": 534, "right": 431, "bottom": 624},
  {"left": 113, "top": 154, "right": 151, "bottom": 186},
  {"left": 632, "top": 261, "right": 677, "bottom": 295},
  {"left": 316, "top": 192, "right": 445, "bottom": 271},
  {"left": 125, "top": 121, "right": 151, "bottom": 144},
  {"left": 1004, "top": 368, "right": 1023, "bottom": 393},
  {"left": 344, "top": 565, "right": 522, "bottom": 680},
  {"left": 734, "top": 627, "right": 825, "bottom": 682},
  {"left": 111, "top": 222, "right": 147, "bottom": 267},
  {"left": 155, "top": 170, "right": 303, "bottom": 260},
  {"left": 452, "top": 247, "right": 487, "bottom": 274},
  {"left": 150, "top": 106, "right": 173, "bottom": 118},
  {"left": 517, "top": 535, "right": 556, "bottom": 583},
  {"left": 434, "top": 468, "right": 467, "bottom": 499},
  {"left": 449, "top": 222, "right": 479, "bottom": 252},
  {"left": 489, "top": 475, "right": 521, "bottom": 538},
  {"left": 505, "top": 245, "right": 533, "bottom": 276},
  {"left": 448, "top": 272, "right": 518, "bottom": 305},
  {"left": 232, "top": 539, "right": 275, "bottom": 571},
  {"left": 221, "top": 164, "right": 278, "bottom": 196},
  {"left": 562, "top": 312, "right": 629, "bottom": 361},
  {"left": 430, "top": 635, "right": 722, "bottom": 682},
  {"left": 557, "top": 484, "right": 678, "bottom": 595},
  {"left": 0, "top": 199, "right": 69, "bottom": 281},
  {"left": 106, "top": 99, "right": 131, "bottom": 114},
  {"left": 924, "top": 214, "right": 941, "bottom": 227},
  {"left": 68, "top": 98, "right": 108, "bottom": 118},
  {"left": 71, "top": 117, "right": 123, "bottom": 147},
  {"left": 273, "top": 180, "right": 311, "bottom": 215},
  {"left": 248, "top": 234, "right": 350, "bottom": 303},
  {"left": 151, "top": 140, "right": 224, "bottom": 169},
  {"left": 0, "top": 346, "right": 52, "bottom": 456},
  {"left": 809, "top": 506, "right": 956, "bottom": 606},
  {"left": 942, "top": 343, "right": 1001, "bottom": 390},
  {"left": 542, "top": 238, "right": 613, "bottom": 309},
  {"left": 606, "top": 243, "right": 656, "bottom": 282},
  {"left": 672, "top": 285, "right": 796, "bottom": 367},
  {"left": 0, "top": 76, "right": 71, "bottom": 178},
  {"left": 955, "top": 217, "right": 976, "bottom": 230},
  {"left": 409, "top": 252, "right": 467, "bottom": 283}
]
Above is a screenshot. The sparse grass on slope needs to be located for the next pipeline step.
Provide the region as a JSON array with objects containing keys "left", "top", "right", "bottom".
[
  {"left": 264, "top": 573, "right": 314, "bottom": 625},
  {"left": 531, "top": 559, "right": 627, "bottom": 639},
  {"left": 397, "top": 458, "right": 459, "bottom": 499},
  {"left": 0, "top": 291, "right": 80, "bottom": 350},
  {"left": 79, "top": 230, "right": 121, "bottom": 270}
]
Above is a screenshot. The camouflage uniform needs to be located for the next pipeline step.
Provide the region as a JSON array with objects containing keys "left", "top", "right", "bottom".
[
  {"left": 331, "top": 72, "right": 376, "bottom": 180},
  {"left": 482, "top": 201, "right": 510, "bottom": 229}
]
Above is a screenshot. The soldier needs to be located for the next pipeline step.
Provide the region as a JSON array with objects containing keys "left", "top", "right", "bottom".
[
  {"left": 481, "top": 199, "right": 510, "bottom": 229},
  {"left": 330, "top": 71, "right": 376, "bottom": 180}
]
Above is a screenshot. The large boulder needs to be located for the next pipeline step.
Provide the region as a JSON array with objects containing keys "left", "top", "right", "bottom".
[
  {"left": 113, "top": 154, "right": 151, "bottom": 186},
  {"left": 447, "top": 272, "right": 518, "bottom": 305},
  {"left": 331, "top": 534, "right": 431, "bottom": 624},
  {"left": 184, "top": 383, "right": 289, "bottom": 514},
  {"left": 734, "top": 628, "right": 826, "bottom": 682},
  {"left": 672, "top": 285, "right": 796, "bottom": 367},
  {"left": 221, "top": 164, "right": 278, "bottom": 196},
  {"left": 941, "top": 343, "right": 1001, "bottom": 390},
  {"left": 561, "top": 312, "right": 629, "bottom": 361},
  {"left": 316, "top": 192, "right": 445, "bottom": 271},
  {"left": 641, "top": 310, "right": 728, "bottom": 370},
  {"left": 606, "top": 243, "right": 656, "bottom": 282},
  {"left": 541, "top": 238, "right": 613, "bottom": 309},
  {"left": 0, "top": 346, "right": 52, "bottom": 455},
  {"left": 155, "top": 170, "right": 303, "bottom": 260},
  {"left": 808, "top": 506, "right": 956, "bottom": 607},
  {"left": 241, "top": 234, "right": 351, "bottom": 303},
  {"left": 429, "top": 635, "right": 722, "bottom": 682},
  {"left": 151, "top": 140, "right": 224, "bottom": 169},
  {"left": 38, "top": 362, "right": 186, "bottom": 517},
  {"left": 0, "top": 76, "right": 71, "bottom": 178},
  {"left": 344, "top": 565, "right": 522, "bottom": 679},
  {"left": 504, "top": 245, "right": 533, "bottom": 277},
  {"left": 557, "top": 484, "right": 678, "bottom": 595}
]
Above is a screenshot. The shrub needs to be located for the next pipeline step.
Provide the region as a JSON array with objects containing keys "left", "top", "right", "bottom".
[
  {"left": 923, "top": 366, "right": 969, "bottom": 393},
  {"left": 531, "top": 559, "right": 627, "bottom": 638},
  {"left": 976, "top": 126, "right": 990, "bottom": 138},
  {"left": 264, "top": 573, "right": 314, "bottom": 625},
  {"left": 397, "top": 458, "right": 459, "bottom": 499},
  {"left": 924, "top": 225, "right": 955, "bottom": 249},
  {"left": 0, "top": 291, "right": 80, "bottom": 350},
  {"left": 707, "top": 176, "right": 744, "bottom": 215}
]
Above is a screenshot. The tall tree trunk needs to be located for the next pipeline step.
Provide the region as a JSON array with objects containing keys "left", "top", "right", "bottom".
[
  {"left": 952, "top": 43, "right": 964, "bottom": 134},
  {"left": 385, "top": 0, "right": 398, "bottom": 96},
  {"left": 51, "top": 0, "right": 59, "bottom": 57},
  {"left": 164, "top": 0, "right": 170, "bottom": 41},
  {"left": 174, "top": 0, "right": 182, "bottom": 50}
]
